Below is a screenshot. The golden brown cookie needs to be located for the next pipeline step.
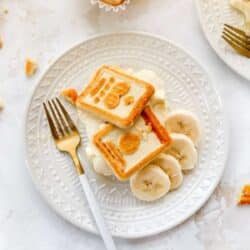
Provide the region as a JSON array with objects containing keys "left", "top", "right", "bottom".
[
  {"left": 76, "top": 65, "right": 155, "bottom": 128},
  {"left": 93, "top": 107, "right": 171, "bottom": 181}
]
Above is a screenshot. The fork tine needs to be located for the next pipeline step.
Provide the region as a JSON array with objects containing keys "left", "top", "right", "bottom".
[
  {"left": 223, "top": 30, "right": 250, "bottom": 49},
  {"left": 48, "top": 100, "right": 65, "bottom": 136},
  {"left": 51, "top": 99, "right": 70, "bottom": 134},
  {"left": 55, "top": 97, "right": 77, "bottom": 132},
  {"left": 222, "top": 34, "right": 250, "bottom": 58},
  {"left": 43, "top": 102, "right": 60, "bottom": 140},
  {"left": 224, "top": 24, "right": 248, "bottom": 38},
  {"left": 223, "top": 28, "right": 250, "bottom": 48}
]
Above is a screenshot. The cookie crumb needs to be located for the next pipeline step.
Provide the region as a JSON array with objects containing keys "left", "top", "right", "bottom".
[
  {"left": 0, "top": 97, "right": 4, "bottom": 111},
  {"left": 25, "top": 58, "right": 38, "bottom": 77},
  {"left": 0, "top": 38, "right": 3, "bottom": 49},
  {"left": 238, "top": 184, "right": 250, "bottom": 205},
  {"left": 60, "top": 89, "right": 78, "bottom": 104}
]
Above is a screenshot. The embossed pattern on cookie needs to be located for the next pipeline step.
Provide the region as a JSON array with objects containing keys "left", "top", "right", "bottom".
[
  {"left": 90, "top": 78, "right": 106, "bottom": 96},
  {"left": 124, "top": 96, "right": 134, "bottom": 106},
  {"left": 104, "top": 82, "right": 131, "bottom": 109},
  {"left": 105, "top": 141, "right": 125, "bottom": 167},
  {"left": 104, "top": 91, "right": 120, "bottom": 109},
  {"left": 112, "top": 82, "right": 130, "bottom": 96},
  {"left": 119, "top": 133, "right": 141, "bottom": 154}
]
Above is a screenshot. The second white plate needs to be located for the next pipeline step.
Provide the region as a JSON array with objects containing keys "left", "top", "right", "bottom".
[
  {"left": 196, "top": 0, "right": 250, "bottom": 80},
  {"left": 25, "top": 32, "right": 228, "bottom": 238}
]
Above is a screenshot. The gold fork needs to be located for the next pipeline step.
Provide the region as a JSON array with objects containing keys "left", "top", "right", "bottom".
[
  {"left": 43, "top": 98, "right": 116, "bottom": 250},
  {"left": 222, "top": 24, "right": 250, "bottom": 58}
]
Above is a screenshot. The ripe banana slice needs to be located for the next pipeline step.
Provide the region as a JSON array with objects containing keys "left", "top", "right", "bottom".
[
  {"left": 165, "top": 133, "right": 197, "bottom": 170},
  {"left": 165, "top": 110, "right": 201, "bottom": 145},
  {"left": 153, "top": 154, "right": 183, "bottom": 190},
  {"left": 130, "top": 164, "right": 171, "bottom": 202}
]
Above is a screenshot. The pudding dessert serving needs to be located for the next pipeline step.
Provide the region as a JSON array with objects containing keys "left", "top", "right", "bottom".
[{"left": 61, "top": 65, "right": 201, "bottom": 202}]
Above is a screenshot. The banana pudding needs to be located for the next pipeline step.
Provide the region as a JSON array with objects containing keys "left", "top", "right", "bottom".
[
  {"left": 76, "top": 68, "right": 170, "bottom": 177},
  {"left": 61, "top": 66, "right": 201, "bottom": 202}
]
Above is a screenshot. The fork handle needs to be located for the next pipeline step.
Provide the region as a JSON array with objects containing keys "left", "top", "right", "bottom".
[
  {"left": 70, "top": 151, "right": 116, "bottom": 250},
  {"left": 70, "top": 150, "right": 84, "bottom": 175},
  {"left": 79, "top": 174, "right": 117, "bottom": 250}
]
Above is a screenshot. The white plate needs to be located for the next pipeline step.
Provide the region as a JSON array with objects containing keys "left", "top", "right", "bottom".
[
  {"left": 196, "top": 0, "right": 250, "bottom": 80},
  {"left": 25, "top": 32, "right": 228, "bottom": 238}
]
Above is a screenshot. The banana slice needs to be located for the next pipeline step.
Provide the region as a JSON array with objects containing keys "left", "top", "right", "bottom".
[
  {"left": 130, "top": 164, "right": 171, "bottom": 202},
  {"left": 153, "top": 154, "right": 183, "bottom": 190},
  {"left": 165, "top": 110, "right": 201, "bottom": 145},
  {"left": 165, "top": 133, "right": 197, "bottom": 170}
]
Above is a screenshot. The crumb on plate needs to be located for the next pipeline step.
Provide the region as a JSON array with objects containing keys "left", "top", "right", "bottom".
[
  {"left": 25, "top": 58, "right": 38, "bottom": 77},
  {"left": 60, "top": 88, "right": 78, "bottom": 104},
  {"left": 0, "top": 97, "right": 4, "bottom": 111},
  {"left": 0, "top": 37, "right": 3, "bottom": 49},
  {"left": 238, "top": 184, "right": 250, "bottom": 205}
]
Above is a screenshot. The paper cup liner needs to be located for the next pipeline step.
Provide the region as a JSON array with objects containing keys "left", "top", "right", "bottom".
[{"left": 90, "top": 0, "right": 130, "bottom": 12}]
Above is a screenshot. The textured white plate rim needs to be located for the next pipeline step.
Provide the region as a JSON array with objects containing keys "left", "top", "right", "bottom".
[
  {"left": 24, "top": 31, "right": 229, "bottom": 238},
  {"left": 195, "top": 0, "right": 249, "bottom": 81},
  {"left": 23, "top": 41, "right": 100, "bottom": 237}
]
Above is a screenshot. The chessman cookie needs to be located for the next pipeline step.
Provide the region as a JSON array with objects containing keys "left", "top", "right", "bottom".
[
  {"left": 76, "top": 65, "right": 155, "bottom": 128},
  {"left": 93, "top": 106, "right": 172, "bottom": 181}
]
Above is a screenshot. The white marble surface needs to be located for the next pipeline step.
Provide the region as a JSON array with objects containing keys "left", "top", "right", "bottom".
[{"left": 0, "top": 0, "right": 250, "bottom": 249}]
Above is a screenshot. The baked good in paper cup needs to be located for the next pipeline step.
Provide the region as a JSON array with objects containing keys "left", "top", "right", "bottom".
[{"left": 90, "top": 0, "right": 130, "bottom": 12}]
